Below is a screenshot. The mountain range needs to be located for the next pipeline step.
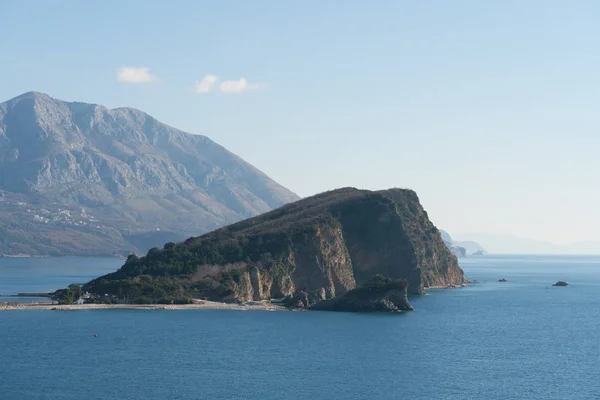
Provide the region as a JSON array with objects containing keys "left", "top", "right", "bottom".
[{"left": 0, "top": 92, "right": 299, "bottom": 256}]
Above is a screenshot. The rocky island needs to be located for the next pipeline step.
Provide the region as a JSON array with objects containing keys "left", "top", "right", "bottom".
[{"left": 85, "top": 187, "right": 466, "bottom": 311}]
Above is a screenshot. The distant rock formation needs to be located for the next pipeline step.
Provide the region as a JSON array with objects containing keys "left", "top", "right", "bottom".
[
  {"left": 552, "top": 281, "right": 569, "bottom": 287},
  {"left": 446, "top": 242, "right": 468, "bottom": 258},
  {"left": 440, "top": 230, "right": 468, "bottom": 258},
  {"left": 439, "top": 230, "right": 487, "bottom": 256},
  {"left": 454, "top": 241, "right": 487, "bottom": 255}
]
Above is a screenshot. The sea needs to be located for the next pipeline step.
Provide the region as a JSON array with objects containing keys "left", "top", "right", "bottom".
[{"left": 1, "top": 255, "right": 599, "bottom": 400}]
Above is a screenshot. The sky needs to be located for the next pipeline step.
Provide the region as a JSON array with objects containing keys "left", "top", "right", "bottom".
[{"left": 1, "top": 0, "right": 600, "bottom": 244}]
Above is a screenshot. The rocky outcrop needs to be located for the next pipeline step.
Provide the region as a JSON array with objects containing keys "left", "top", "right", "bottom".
[
  {"left": 89, "top": 187, "right": 466, "bottom": 304},
  {"left": 309, "top": 276, "right": 413, "bottom": 312},
  {"left": 0, "top": 91, "right": 299, "bottom": 256},
  {"left": 285, "top": 291, "right": 310, "bottom": 309},
  {"left": 552, "top": 281, "right": 569, "bottom": 287}
]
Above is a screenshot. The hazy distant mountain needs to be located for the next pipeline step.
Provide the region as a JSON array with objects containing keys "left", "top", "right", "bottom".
[
  {"left": 0, "top": 92, "right": 299, "bottom": 256},
  {"left": 439, "top": 230, "right": 453, "bottom": 243},
  {"left": 439, "top": 229, "right": 485, "bottom": 256},
  {"left": 451, "top": 233, "right": 600, "bottom": 255}
]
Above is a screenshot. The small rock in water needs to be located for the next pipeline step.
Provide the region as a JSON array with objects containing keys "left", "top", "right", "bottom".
[
  {"left": 552, "top": 281, "right": 569, "bottom": 287},
  {"left": 498, "top": 279, "right": 507, "bottom": 282}
]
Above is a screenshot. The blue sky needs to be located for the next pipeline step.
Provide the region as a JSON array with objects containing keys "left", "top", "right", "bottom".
[{"left": 2, "top": 0, "right": 600, "bottom": 244}]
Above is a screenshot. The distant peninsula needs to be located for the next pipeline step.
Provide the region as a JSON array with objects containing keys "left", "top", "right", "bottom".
[
  {"left": 83, "top": 188, "right": 466, "bottom": 311},
  {"left": 440, "top": 230, "right": 487, "bottom": 257}
]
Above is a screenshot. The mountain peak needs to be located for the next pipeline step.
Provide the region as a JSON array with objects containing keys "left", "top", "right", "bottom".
[
  {"left": 0, "top": 92, "right": 299, "bottom": 256},
  {"left": 9, "top": 91, "right": 53, "bottom": 102}
]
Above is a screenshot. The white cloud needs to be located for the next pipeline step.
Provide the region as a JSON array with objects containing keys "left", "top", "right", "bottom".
[
  {"left": 194, "top": 74, "right": 218, "bottom": 93},
  {"left": 219, "top": 77, "right": 262, "bottom": 93},
  {"left": 117, "top": 66, "right": 157, "bottom": 84}
]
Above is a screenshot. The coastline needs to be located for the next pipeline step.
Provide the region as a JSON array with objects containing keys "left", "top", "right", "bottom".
[
  {"left": 2, "top": 285, "right": 469, "bottom": 311},
  {"left": 0, "top": 300, "right": 285, "bottom": 312},
  {"left": 423, "top": 283, "right": 467, "bottom": 291}
]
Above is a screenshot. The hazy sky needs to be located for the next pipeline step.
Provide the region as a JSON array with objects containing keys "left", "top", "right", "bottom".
[{"left": 1, "top": 1, "right": 599, "bottom": 244}]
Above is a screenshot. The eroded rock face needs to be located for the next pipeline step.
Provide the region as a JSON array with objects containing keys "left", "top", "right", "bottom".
[
  {"left": 309, "top": 276, "right": 413, "bottom": 312},
  {"left": 249, "top": 267, "right": 272, "bottom": 301}
]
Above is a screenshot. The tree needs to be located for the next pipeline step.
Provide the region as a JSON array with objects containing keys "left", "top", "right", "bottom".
[
  {"left": 68, "top": 284, "right": 83, "bottom": 300},
  {"left": 64, "top": 289, "right": 74, "bottom": 305}
]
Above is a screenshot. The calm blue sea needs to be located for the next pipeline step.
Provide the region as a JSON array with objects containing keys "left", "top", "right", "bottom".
[
  {"left": 1, "top": 255, "right": 600, "bottom": 400},
  {"left": 0, "top": 257, "right": 122, "bottom": 302}
]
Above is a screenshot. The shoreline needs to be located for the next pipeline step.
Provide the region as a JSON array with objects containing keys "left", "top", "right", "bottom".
[
  {"left": 3, "top": 285, "right": 468, "bottom": 311},
  {"left": 0, "top": 300, "right": 285, "bottom": 312},
  {"left": 423, "top": 283, "right": 467, "bottom": 291}
]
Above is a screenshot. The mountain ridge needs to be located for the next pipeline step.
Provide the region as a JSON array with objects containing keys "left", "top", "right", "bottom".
[{"left": 0, "top": 92, "right": 299, "bottom": 256}]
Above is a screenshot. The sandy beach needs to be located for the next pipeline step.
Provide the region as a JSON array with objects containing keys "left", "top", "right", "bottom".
[{"left": 0, "top": 300, "right": 285, "bottom": 311}]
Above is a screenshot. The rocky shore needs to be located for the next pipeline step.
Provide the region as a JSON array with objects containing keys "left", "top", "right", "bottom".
[{"left": 309, "top": 276, "right": 414, "bottom": 312}]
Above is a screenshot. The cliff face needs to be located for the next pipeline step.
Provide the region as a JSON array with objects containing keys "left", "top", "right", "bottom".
[{"left": 88, "top": 187, "right": 465, "bottom": 303}]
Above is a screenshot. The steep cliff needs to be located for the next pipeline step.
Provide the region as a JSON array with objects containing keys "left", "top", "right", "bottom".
[{"left": 87, "top": 187, "right": 465, "bottom": 304}]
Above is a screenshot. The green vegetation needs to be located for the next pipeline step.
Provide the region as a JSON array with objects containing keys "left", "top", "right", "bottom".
[
  {"left": 52, "top": 284, "right": 84, "bottom": 305},
  {"left": 364, "top": 274, "right": 404, "bottom": 290}
]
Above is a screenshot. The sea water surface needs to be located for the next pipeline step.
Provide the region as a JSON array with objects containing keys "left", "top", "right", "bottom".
[
  {"left": 1, "top": 255, "right": 600, "bottom": 399},
  {"left": 0, "top": 257, "right": 122, "bottom": 302}
]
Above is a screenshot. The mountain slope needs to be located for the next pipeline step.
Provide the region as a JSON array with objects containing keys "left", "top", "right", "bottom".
[
  {"left": 88, "top": 187, "right": 465, "bottom": 304},
  {"left": 0, "top": 92, "right": 299, "bottom": 256}
]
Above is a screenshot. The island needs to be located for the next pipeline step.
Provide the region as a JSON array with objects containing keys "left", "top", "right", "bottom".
[
  {"left": 54, "top": 188, "right": 467, "bottom": 312},
  {"left": 552, "top": 281, "right": 569, "bottom": 287}
]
